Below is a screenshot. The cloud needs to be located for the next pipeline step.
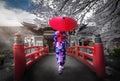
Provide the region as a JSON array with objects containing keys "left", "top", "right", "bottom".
[{"left": 0, "top": 1, "right": 37, "bottom": 27}]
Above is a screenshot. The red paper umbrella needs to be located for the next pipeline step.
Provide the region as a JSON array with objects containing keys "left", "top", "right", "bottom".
[{"left": 49, "top": 16, "right": 77, "bottom": 31}]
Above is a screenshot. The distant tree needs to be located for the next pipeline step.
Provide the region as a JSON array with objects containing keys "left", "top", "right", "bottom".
[{"left": 31, "top": 0, "right": 105, "bottom": 35}]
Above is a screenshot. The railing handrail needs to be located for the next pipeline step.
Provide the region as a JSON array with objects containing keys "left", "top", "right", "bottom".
[
  {"left": 25, "top": 46, "right": 48, "bottom": 68},
  {"left": 13, "top": 44, "right": 48, "bottom": 81},
  {"left": 68, "top": 46, "right": 94, "bottom": 49},
  {"left": 67, "top": 46, "right": 94, "bottom": 69},
  {"left": 67, "top": 44, "right": 105, "bottom": 78}
]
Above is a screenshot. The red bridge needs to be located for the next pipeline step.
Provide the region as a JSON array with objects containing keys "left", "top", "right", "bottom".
[{"left": 12, "top": 33, "right": 106, "bottom": 81}]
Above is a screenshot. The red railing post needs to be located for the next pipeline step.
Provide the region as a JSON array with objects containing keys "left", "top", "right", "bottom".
[
  {"left": 36, "top": 47, "right": 40, "bottom": 59},
  {"left": 93, "top": 34, "right": 106, "bottom": 78},
  {"left": 13, "top": 33, "right": 25, "bottom": 81},
  {"left": 75, "top": 46, "right": 79, "bottom": 58},
  {"left": 46, "top": 47, "right": 49, "bottom": 54}
]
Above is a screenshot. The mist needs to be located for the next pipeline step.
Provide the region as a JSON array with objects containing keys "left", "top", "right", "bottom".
[
  {"left": 0, "top": 27, "right": 35, "bottom": 51},
  {"left": 0, "top": 1, "right": 37, "bottom": 52}
]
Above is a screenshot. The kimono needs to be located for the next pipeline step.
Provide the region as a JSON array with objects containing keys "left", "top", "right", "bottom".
[{"left": 53, "top": 31, "right": 69, "bottom": 66}]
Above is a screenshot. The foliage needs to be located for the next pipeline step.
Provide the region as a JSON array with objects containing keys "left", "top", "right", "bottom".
[
  {"left": 0, "top": 55, "right": 5, "bottom": 60},
  {"left": 113, "top": 47, "right": 120, "bottom": 57},
  {"left": 0, "top": 49, "right": 13, "bottom": 59}
]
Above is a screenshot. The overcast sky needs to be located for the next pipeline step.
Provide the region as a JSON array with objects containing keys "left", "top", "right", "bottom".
[{"left": 0, "top": 0, "right": 37, "bottom": 27}]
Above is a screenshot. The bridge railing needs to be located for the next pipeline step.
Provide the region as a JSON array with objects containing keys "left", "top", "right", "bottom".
[
  {"left": 67, "top": 35, "right": 106, "bottom": 78},
  {"left": 67, "top": 46, "right": 94, "bottom": 70},
  {"left": 25, "top": 46, "right": 48, "bottom": 69},
  {"left": 13, "top": 33, "right": 48, "bottom": 81},
  {"left": 67, "top": 46, "right": 95, "bottom": 70}
]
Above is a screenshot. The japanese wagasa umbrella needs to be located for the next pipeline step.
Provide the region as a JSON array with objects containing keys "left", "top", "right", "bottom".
[{"left": 49, "top": 16, "right": 77, "bottom": 31}]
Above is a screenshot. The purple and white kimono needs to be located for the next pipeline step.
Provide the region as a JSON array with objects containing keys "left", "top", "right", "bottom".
[{"left": 53, "top": 31, "right": 69, "bottom": 66}]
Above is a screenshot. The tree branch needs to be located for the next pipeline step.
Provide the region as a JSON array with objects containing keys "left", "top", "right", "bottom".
[
  {"left": 59, "top": 0, "right": 70, "bottom": 11},
  {"left": 72, "top": 0, "right": 97, "bottom": 15},
  {"left": 75, "top": 0, "right": 98, "bottom": 36}
]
